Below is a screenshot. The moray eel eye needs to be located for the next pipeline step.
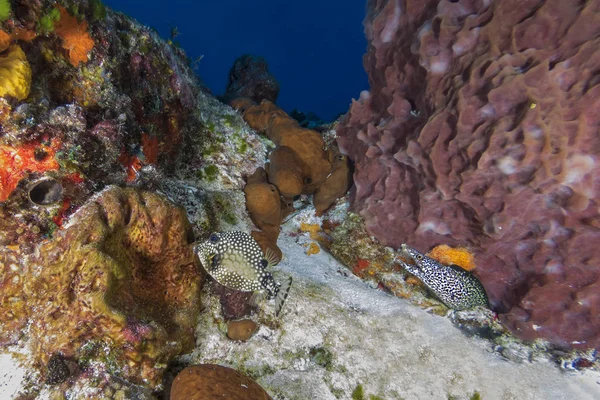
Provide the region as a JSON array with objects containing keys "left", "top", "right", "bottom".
[
  {"left": 416, "top": 254, "right": 423, "bottom": 261},
  {"left": 209, "top": 233, "right": 219, "bottom": 243}
]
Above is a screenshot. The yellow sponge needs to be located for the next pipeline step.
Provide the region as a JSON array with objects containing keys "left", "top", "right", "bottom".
[{"left": 0, "top": 45, "right": 31, "bottom": 100}]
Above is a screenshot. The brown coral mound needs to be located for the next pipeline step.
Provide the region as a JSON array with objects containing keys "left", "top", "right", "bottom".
[
  {"left": 22, "top": 186, "right": 203, "bottom": 385},
  {"left": 170, "top": 364, "right": 272, "bottom": 400},
  {"left": 227, "top": 319, "right": 259, "bottom": 341},
  {"left": 314, "top": 153, "right": 351, "bottom": 215},
  {"left": 244, "top": 167, "right": 283, "bottom": 230},
  {"left": 241, "top": 99, "right": 333, "bottom": 194},
  {"left": 267, "top": 146, "right": 305, "bottom": 198},
  {"left": 235, "top": 97, "right": 349, "bottom": 266},
  {"left": 336, "top": 0, "right": 600, "bottom": 349}
]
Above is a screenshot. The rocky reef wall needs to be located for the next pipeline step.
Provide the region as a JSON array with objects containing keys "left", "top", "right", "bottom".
[
  {"left": 337, "top": 0, "right": 600, "bottom": 350},
  {"left": 0, "top": 0, "right": 267, "bottom": 396}
]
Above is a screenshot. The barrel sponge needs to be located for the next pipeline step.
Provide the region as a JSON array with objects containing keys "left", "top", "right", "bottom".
[{"left": 0, "top": 45, "right": 31, "bottom": 100}]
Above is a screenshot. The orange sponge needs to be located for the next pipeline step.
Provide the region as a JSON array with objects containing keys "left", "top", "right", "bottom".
[{"left": 427, "top": 244, "right": 476, "bottom": 271}]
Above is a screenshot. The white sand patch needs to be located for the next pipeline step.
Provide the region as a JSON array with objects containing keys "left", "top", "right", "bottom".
[{"left": 0, "top": 353, "right": 27, "bottom": 399}]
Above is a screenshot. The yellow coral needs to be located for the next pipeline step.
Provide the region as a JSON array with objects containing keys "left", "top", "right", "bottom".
[
  {"left": 0, "top": 45, "right": 31, "bottom": 100},
  {"left": 427, "top": 244, "right": 476, "bottom": 271},
  {"left": 306, "top": 242, "right": 320, "bottom": 255},
  {"left": 300, "top": 222, "right": 321, "bottom": 239}
]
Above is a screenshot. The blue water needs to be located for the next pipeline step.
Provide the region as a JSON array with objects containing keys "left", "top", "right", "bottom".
[{"left": 103, "top": 0, "right": 368, "bottom": 121}]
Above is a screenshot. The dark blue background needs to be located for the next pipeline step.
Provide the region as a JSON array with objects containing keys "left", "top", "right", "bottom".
[{"left": 103, "top": 0, "right": 368, "bottom": 121}]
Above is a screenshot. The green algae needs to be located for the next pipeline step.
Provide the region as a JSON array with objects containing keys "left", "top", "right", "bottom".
[
  {"left": 196, "top": 165, "right": 219, "bottom": 182},
  {"left": 0, "top": 0, "right": 11, "bottom": 22},
  {"left": 352, "top": 384, "right": 365, "bottom": 400},
  {"left": 90, "top": 0, "right": 107, "bottom": 22},
  {"left": 309, "top": 346, "right": 334, "bottom": 370},
  {"left": 38, "top": 7, "right": 61, "bottom": 34},
  {"left": 209, "top": 192, "right": 238, "bottom": 226},
  {"left": 233, "top": 132, "right": 249, "bottom": 153},
  {"left": 350, "top": 383, "right": 388, "bottom": 399},
  {"left": 222, "top": 113, "right": 237, "bottom": 127}
]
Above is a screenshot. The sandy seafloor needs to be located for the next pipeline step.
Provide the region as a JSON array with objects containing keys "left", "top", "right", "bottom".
[{"left": 1, "top": 206, "right": 600, "bottom": 399}]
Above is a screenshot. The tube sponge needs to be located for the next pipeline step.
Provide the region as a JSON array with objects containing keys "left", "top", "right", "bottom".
[{"left": 0, "top": 45, "right": 31, "bottom": 100}]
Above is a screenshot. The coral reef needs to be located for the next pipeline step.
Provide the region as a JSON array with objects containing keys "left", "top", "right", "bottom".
[
  {"left": 170, "top": 364, "right": 273, "bottom": 400},
  {"left": 18, "top": 187, "right": 204, "bottom": 386},
  {"left": 0, "top": 0, "right": 265, "bottom": 397},
  {"left": 336, "top": 0, "right": 600, "bottom": 350},
  {"left": 0, "top": 138, "right": 60, "bottom": 202}
]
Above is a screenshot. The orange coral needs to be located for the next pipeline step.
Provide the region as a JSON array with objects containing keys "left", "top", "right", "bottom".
[
  {"left": 0, "top": 139, "right": 61, "bottom": 202},
  {"left": 306, "top": 242, "right": 320, "bottom": 255},
  {"left": 54, "top": 6, "right": 95, "bottom": 66},
  {"left": 353, "top": 258, "right": 371, "bottom": 275},
  {"left": 11, "top": 27, "right": 36, "bottom": 43},
  {"left": 52, "top": 198, "right": 71, "bottom": 227},
  {"left": 0, "top": 28, "right": 36, "bottom": 52},
  {"left": 300, "top": 222, "right": 321, "bottom": 240},
  {"left": 118, "top": 152, "right": 142, "bottom": 182},
  {"left": 0, "top": 30, "right": 9, "bottom": 52},
  {"left": 427, "top": 244, "right": 476, "bottom": 271}
]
